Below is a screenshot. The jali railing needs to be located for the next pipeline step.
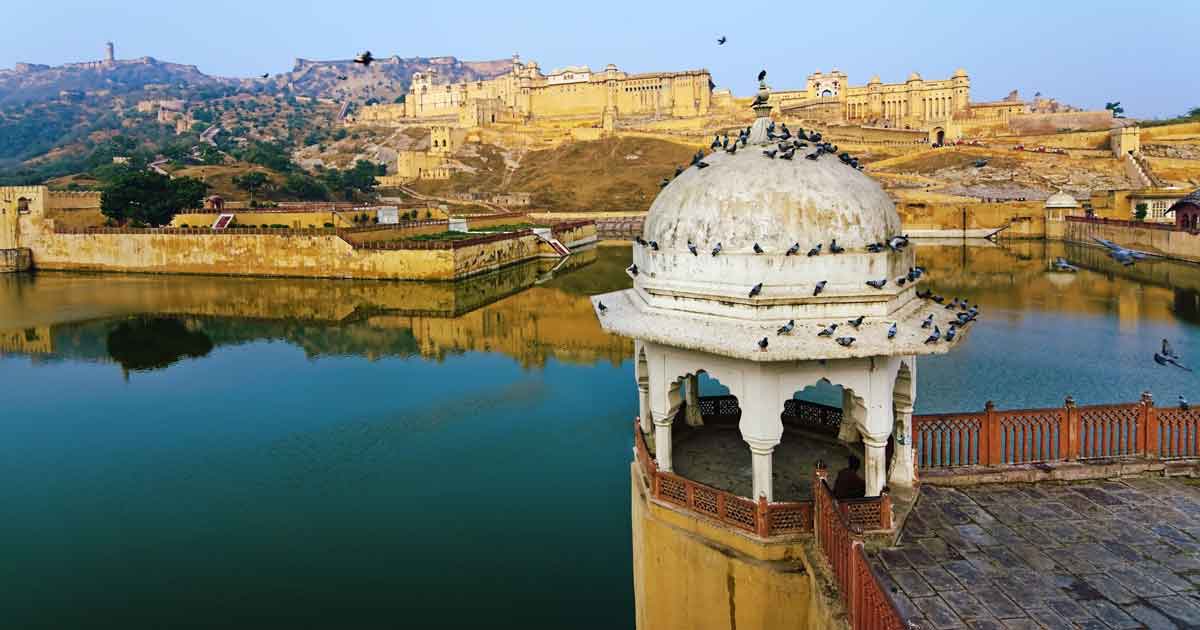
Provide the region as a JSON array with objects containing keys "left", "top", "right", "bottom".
[
  {"left": 634, "top": 420, "right": 812, "bottom": 538},
  {"left": 814, "top": 466, "right": 909, "bottom": 630},
  {"left": 913, "top": 393, "right": 1200, "bottom": 471}
]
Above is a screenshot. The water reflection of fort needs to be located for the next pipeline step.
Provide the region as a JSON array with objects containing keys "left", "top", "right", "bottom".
[
  {"left": 0, "top": 247, "right": 633, "bottom": 369},
  {"left": 5, "top": 241, "right": 1200, "bottom": 369}
]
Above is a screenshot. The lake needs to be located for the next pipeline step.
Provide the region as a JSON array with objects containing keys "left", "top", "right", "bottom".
[{"left": 2, "top": 240, "right": 1198, "bottom": 628}]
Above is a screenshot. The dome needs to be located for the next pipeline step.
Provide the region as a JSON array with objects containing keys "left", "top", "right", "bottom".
[
  {"left": 644, "top": 136, "right": 899, "bottom": 253},
  {"left": 868, "top": 75, "right": 881, "bottom": 84},
  {"left": 1044, "top": 191, "right": 1079, "bottom": 209},
  {"left": 953, "top": 68, "right": 968, "bottom": 78},
  {"left": 907, "top": 72, "right": 922, "bottom": 82},
  {"left": 594, "top": 113, "right": 965, "bottom": 361}
]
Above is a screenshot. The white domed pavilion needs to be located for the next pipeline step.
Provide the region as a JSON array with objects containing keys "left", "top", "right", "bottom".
[{"left": 593, "top": 97, "right": 969, "bottom": 504}]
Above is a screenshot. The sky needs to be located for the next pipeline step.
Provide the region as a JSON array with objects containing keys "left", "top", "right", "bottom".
[{"left": 3, "top": 0, "right": 1198, "bottom": 119}]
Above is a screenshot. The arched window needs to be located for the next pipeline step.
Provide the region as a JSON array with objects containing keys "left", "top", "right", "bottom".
[{"left": 17, "top": 197, "right": 30, "bottom": 214}]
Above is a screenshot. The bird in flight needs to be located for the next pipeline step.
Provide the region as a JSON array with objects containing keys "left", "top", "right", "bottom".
[
  {"left": 717, "top": 36, "right": 727, "bottom": 45},
  {"left": 260, "top": 73, "right": 269, "bottom": 79},
  {"left": 354, "top": 51, "right": 374, "bottom": 66}
]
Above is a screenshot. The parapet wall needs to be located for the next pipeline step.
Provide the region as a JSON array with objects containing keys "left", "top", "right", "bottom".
[
  {"left": 28, "top": 228, "right": 541, "bottom": 281},
  {"left": 897, "top": 201, "right": 1046, "bottom": 238},
  {"left": 1064, "top": 217, "right": 1200, "bottom": 264},
  {"left": 1008, "top": 111, "right": 1115, "bottom": 135}
]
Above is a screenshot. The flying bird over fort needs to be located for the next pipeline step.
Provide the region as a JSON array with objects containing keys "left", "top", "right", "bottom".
[
  {"left": 354, "top": 51, "right": 374, "bottom": 66},
  {"left": 717, "top": 36, "right": 726, "bottom": 45}
]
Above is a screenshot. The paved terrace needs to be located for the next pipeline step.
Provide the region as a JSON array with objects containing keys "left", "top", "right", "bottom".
[{"left": 872, "top": 477, "right": 1200, "bottom": 629}]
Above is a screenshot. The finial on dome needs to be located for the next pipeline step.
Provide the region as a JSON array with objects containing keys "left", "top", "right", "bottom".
[{"left": 751, "top": 69, "right": 771, "bottom": 119}]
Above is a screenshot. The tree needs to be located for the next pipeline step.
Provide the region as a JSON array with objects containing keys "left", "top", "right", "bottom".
[
  {"left": 1105, "top": 101, "right": 1125, "bottom": 118},
  {"left": 234, "top": 171, "right": 270, "bottom": 202},
  {"left": 100, "top": 169, "right": 208, "bottom": 227},
  {"left": 1134, "top": 202, "right": 1148, "bottom": 222},
  {"left": 281, "top": 173, "right": 329, "bottom": 200}
]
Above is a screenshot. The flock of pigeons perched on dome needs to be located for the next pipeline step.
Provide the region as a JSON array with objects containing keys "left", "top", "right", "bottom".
[{"left": 659, "top": 124, "right": 864, "bottom": 190}]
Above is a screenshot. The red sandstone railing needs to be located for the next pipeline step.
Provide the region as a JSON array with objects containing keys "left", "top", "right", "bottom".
[
  {"left": 814, "top": 467, "right": 907, "bottom": 630},
  {"left": 913, "top": 394, "right": 1200, "bottom": 471},
  {"left": 633, "top": 420, "right": 813, "bottom": 537}
]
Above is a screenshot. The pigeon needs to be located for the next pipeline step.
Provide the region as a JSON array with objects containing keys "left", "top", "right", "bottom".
[
  {"left": 649, "top": 241, "right": 660, "bottom": 251},
  {"left": 757, "top": 70, "right": 767, "bottom": 82},
  {"left": 829, "top": 239, "right": 844, "bottom": 254},
  {"left": 634, "top": 236, "right": 647, "bottom": 246},
  {"left": 758, "top": 337, "right": 769, "bottom": 351},
  {"left": 917, "top": 288, "right": 932, "bottom": 299},
  {"left": 835, "top": 337, "right": 856, "bottom": 347},
  {"left": 711, "top": 135, "right": 722, "bottom": 149},
  {"left": 260, "top": 73, "right": 269, "bottom": 79},
  {"left": 866, "top": 243, "right": 884, "bottom": 253},
  {"left": 931, "top": 295, "right": 945, "bottom": 304},
  {"left": 718, "top": 36, "right": 727, "bottom": 45},
  {"left": 354, "top": 51, "right": 374, "bottom": 66},
  {"left": 1052, "top": 257, "right": 1079, "bottom": 272},
  {"left": 691, "top": 150, "right": 704, "bottom": 166},
  {"left": 896, "top": 277, "right": 907, "bottom": 287},
  {"left": 1180, "top": 395, "right": 1190, "bottom": 411},
  {"left": 721, "top": 135, "right": 729, "bottom": 149},
  {"left": 711, "top": 242, "right": 722, "bottom": 256},
  {"left": 847, "top": 315, "right": 865, "bottom": 329},
  {"left": 921, "top": 314, "right": 934, "bottom": 328},
  {"left": 785, "top": 243, "right": 801, "bottom": 256},
  {"left": 763, "top": 149, "right": 777, "bottom": 159},
  {"left": 1156, "top": 352, "right": 1192, "bottom": 371},
  {"left": 627, "top": 264, "right": 639, "bottom": 276},
  {"left": 924, "top": 326, "right": 941, "bottom": 344},
  {"left": 688, "top": 241, "right": 698, "bottom": 256},
  {"left": 777, "top": 319, "right": 795, "bottom": 335},
  {"left": 674, "top": 166, "right": 684, "bottom": 178},
  {"left": 753, "top": 243, "right": 764, "bottom": 255},
  {"left": 813, "top": 280, "right": 827, "bottom": 296},
  {"left": 805, "top": 148, "right": 824, "bottom": 161},
  {"left": 725, "top": 143, "right": 738, "bottom": 155},
  {"left": 767, "top": 121, "right": 776, "bottom": 133},
  {"left": 696, "top": 161, "right": 710, "bottom": 169},
  {"left": 660, "top": 178, "right": 670, "bottom": 188},
  {"left": 907, "top": 268, "right": 921, "bottom": 282},
  {"left": 866, "top": 279, "right": 887, "bottom": 290},
  {"left": 793, "top": 140, "right": 809, "bottom": 149},
  {"left": 337, "top": 75, "right": 348, "bottom": 80},
  {"left": 807, "top": 244, "right": 822, "bottom": 257},
  {"left": 1163, "top": 339, "right": 1180, "bottom": 359},
  {"left": 887, "top": 322, "right": 897, "bottom": 339},
  {"left": 597, "top": 301, "right": 607, "bottom": 314},
  {"left": 944, "top": 326, "right": 958, "bottom": 342},
  {"left": 818, "top": 323, "right": 838, "bottom": 337},
  {"left": 888, "top": 235, "right": 910, "bottom": 251},
  {"left": 956, "top": 312, "right": 976, "bottom": 325},
  {"left": 749, "top": 282, "right": 763, "bottom": 298},
  {"left": 780, "top": 148, "right": 795, "bottom": 160}
]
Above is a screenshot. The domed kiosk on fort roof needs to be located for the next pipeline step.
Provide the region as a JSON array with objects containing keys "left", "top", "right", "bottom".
[{"left": 592, "top": 83, "right": 971, "bottom": 505}]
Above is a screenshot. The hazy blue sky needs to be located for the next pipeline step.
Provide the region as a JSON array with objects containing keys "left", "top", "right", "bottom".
[{"left": 4, "top": 0, "right": 1197, "bottom": 118}]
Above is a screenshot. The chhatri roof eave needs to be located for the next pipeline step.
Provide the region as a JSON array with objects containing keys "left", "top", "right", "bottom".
[{"left": 591, "top": 289, "right": 969, "bottom": 362}]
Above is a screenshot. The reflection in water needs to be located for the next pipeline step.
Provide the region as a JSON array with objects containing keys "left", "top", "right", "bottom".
[
  {"left": 106, "top": 317, "right": 213, "bottom": 372},
  {"left": 5, "top": 240, "right": 1200, "bottom": 628}
]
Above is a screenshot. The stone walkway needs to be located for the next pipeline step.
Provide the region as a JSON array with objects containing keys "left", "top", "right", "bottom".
[{"left": 872, "top": 477, "right": 1200, "bottom": 629}]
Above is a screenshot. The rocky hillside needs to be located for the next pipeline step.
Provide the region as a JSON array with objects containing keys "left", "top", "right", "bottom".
[
  {"left": 0, "top": 57, "right": 229, "bottom": 105},
  {"left": 270, "top": 55, "right": 512, "bottom": 106}
]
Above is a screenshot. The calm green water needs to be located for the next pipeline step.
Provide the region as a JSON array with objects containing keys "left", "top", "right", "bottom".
[{"left": 1, "top": 241, "right": 1198, "bottom": 628}]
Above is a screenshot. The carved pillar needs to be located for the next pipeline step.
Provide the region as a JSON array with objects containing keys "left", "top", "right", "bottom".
[
  {"left": 638, "top": 382, "right": 651, "bottom": 434},
  {"left": 863, "top": 434, "right": 889, "bottom": 496},
  {"left": 746, "top": 438, "right": 779, "bottom": 503},
  {"left": 888, "top": 404, "right": 916, "bottom": 488},
  {"left": 684, "top": 374, "right": 703, "bottom": 427},
  {"left": 654, "top": 414, "right": 674, "bottom": 472}
]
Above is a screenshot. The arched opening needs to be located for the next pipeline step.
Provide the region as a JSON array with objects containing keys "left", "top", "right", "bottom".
[
  {"left": 784, "top": 379, "right": 866, "bottom": 500},
  {"left": 821, "top": 89, "right": 833, "bottom": 98},
  {"left": 933, "top": 128, "right": 945, "bottom": 146},
  {"left": 17, "top": 197, "right": 30, "bottom": 214},
  {"left": 665, "top": 370, "right": 749, "bottom": 493}
]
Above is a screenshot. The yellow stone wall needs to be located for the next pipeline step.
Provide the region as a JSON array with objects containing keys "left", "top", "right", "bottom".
[
  {"left": 171, "top": 210, "right": 346, "bottom": 229},
  {"left": 897, "top": 201, "right": 1047, "bottom": 237},
  {"left": 774, "top": 69, "right": 971, "bottom": 131},
  {"left": 3, "top": 187, "right": 549, "bottom": 281},
  {"left": 631, "top": 465, "right": 844, "bottom": 630}
]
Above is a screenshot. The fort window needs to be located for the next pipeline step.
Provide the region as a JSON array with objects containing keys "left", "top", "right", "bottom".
[{"left": 17, "top": 197, "right": 30, "bottom": 214}]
